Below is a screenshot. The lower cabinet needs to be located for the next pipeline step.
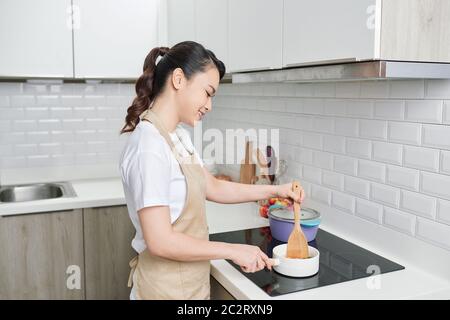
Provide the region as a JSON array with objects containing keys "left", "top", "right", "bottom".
[
  {"left": 0, "top": 209, "right": 85, "bottom": 299},
  {"left": 210, "top": 276, "right": 235, "bottom": 300},
  {"left": 83, "top": 205, "right": 135, "bottom": 300},
  {"left": 0, "top": 205, "right": 236, "bottom": 300}
]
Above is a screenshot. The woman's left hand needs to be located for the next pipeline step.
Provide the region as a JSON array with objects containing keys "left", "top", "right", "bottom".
[{"left": 275, "top": 182, "right": 305, "bottom": 204}]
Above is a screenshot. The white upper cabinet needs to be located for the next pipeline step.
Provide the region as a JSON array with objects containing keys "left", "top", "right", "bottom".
[
  {"left": 283, "top": 0, "right": 378, "bottom": 67},
  {"left": 228, "top": 0, "right": 283, "bottom": 72},
  {"left": 167, "top": 0, "right": 196, "bottom": 46},
  {"left": 0, "top": 0, "right": 74, "bottom": 78},
  {"left": 73, "top": 0, "right": 161, "bottom": 78},
  {"left": 195, "top": 0, "right": 229, "bottom": 70}
]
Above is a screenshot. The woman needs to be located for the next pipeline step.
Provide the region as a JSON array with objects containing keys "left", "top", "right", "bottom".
[{"left": 119, "top": 41, "right": 304, "bottom": 300}]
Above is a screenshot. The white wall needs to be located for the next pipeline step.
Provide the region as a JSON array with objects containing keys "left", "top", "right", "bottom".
[{"left": 205, "top": 79, "right": 450, "bottom": 254}]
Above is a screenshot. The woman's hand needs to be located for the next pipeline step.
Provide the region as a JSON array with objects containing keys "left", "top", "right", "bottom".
[
  {"left": 229, "top": 244, "right": 274, "bottom": 273},
  {"left": 275, "top": 182, "right": 305, "bottom": 204}
]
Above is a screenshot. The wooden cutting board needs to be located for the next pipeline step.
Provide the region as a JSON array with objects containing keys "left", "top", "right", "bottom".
[{"left": 239, "top": 141, "right": 256, "bottom": 184}]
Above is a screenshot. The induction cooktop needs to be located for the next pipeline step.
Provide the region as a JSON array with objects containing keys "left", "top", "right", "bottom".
[{"left": 210, "top": 227, "right": 405, "bottom": 297}]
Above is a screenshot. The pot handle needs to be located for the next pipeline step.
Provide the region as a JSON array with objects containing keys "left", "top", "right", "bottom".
[{"left": 268, "top": 258, "right": 280, "bottom": 266}]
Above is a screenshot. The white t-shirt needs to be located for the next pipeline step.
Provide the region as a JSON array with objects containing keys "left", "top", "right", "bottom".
[{"left": 119, "top": 119, "right": 203, "bottom": 254}]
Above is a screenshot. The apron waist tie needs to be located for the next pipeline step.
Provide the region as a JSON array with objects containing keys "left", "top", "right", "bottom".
[{"left": 127, "top": 255, "right": 139, "bottom": 288}]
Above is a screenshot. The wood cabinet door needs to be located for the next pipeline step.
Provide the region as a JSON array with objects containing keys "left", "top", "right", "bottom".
[
  {"left": 0, "top": 210, "right": 84, "bottom": 299},
  {"left": 83, "top": 205, "right": 135, "bottom": 300}
]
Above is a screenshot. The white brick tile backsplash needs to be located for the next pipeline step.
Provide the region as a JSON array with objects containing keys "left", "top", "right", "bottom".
[
  {"left": 421, "top": 171, "right": 450, "bottom": 200},
  {"left": 422, "top": 124, "right": 450, "bottom": 150},
  {"left": 371, "top": 182, "right": 399, "bottom": 207},
  {"left": 373, "top": 100, "right": 405, "bottom": 120},
  {"left": 360, "top": 81, "right": 389, "bottom": 98},
  {"left": 332, "top": 190, "right": 355, "bottom": 213},
  {"left": 313, "top": 117, "right": 334, "bottom": 133},
  {"left": 359, "top": 119, "right": 387, "bottom": 140},
  {"left": 416, "top": 217, "right": 450, "bottom": 250},
  {"left": 311, "top": 184, "right": 332, "bottom": 205},
  {"left": 302, "top": 99, "right": 324, "bottom": 115},
  {"left": 25, "top": 107, "right": 50, "bottom": 119},
  {"left": 334, "top": 155, "right": 357, "bottom": 176},
  {"left": 322, "top": 170, "right": 344, "bottom": 190},
  {"left": 388, "top": 121, "right": 421, "bottom": 145},
  {"left": 14, "top": 143, "right": 38, "bottom": 156},
  {"left": 425, "top": 79, "right": 450, "bottom": 98},
  {"left": 26, "top": 131, "right": 50, "bottom": 144},
  {"left": 36, "top": 95, "right": 59, "bottom": 106},
  {"left": 1, "top": 155, "right": 26, "bottom": 168},
  {"left": 27, "top": 154, "right": 50, "bottom": 167},
  {"left": 295, "top": 84, "right": 314, "bottom": 97},
  {"left": 335, "top": 118, "right": 359, "bottom": 137},
  {"left": 324, "top": 99, "right": 347, "bottom": 116},
  {"left": 358, "top": 160, "right": 386, "bottom": 183},
  {"left": 437, "top": 199, "right": 450, "bottom": 225},
  {"left": 295, "top": 147, "right": 313, "bottom": 165},
  {"left": 10, "top": 95, "right": 35, "bottom": 107},
  {"left": 389, "top": 80, "right": 424, "bottom": 99},
  {"left": 346, "top": 100, "right": 373, "bottom": 118},
  {"left": 323, "top": 134, "right": 346, "bottom": 154},
  {"left": 405, "top": 100, "right": 443, "bottom": 123},
  {"left": 372, "top": 141, "right": 402, "bottom": 165},
  {"left": 0, "top": 96, "right": 9, "bottom": 107},
  {"left": 13, "top": 119, "right": 37, "bottom": 131},
  {"left": 355, "top": 198, "right": 383, "bottom": 224},
  {"left": 400, "top": 190, "right": 436, "bottom": 219},
  {"left": 302, "top": 165, "right": 322, "bottom": 184},
  {"left": 441, "top": 150, "right": 450, "bottom": 175},
  {"left": 296, "top": 115, "right": 314, "bottom": 131},
  {"left": 284, "top": 97, "right": 303, "bottom": 113},
  {"left": 444, "top": 101, "right": 450, "bottom": 124},
  {"left": 335, "top": 82, "right": 360, "bottom": 98},
  {"left": 346, "top": 138, "right": 371, "bottom": 159},
  {"left": 344, "top": 176, "right": 370, "bottom": 199},
  {"left": 301, "top": 132, "right": 322, "bottom": 150},
  {"left": 383, "top": 207, "right": 416, "bottom": 236},
  {"left": 404, "top": 145, "right": 439, "bottom": 172},
  {"left": 312, "top": 151, "right": 333, "bottom": 170},
  {"left": 386, "top": 165, "right": 419, "bottom": 191},
  {"left": 313, "top": 83, "right": 335, "bottom": 97}
]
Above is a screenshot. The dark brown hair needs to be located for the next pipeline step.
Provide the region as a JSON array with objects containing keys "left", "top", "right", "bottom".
[{"left": 120, "top": 41, "right": 226, "bottom": 134}]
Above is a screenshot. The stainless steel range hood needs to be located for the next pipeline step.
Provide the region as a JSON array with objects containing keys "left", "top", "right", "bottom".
[{"left": 231, "top": 60, "right": 450, "bottom": 83}]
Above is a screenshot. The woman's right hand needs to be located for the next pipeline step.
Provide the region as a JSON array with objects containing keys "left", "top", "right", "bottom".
[{"left": 229, "top": 244, "right": 274, "bottom": 273}]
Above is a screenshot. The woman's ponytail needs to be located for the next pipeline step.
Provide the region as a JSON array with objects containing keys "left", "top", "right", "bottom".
[{"left": 120, "top": 46, "right": 170, "bottom": 134}]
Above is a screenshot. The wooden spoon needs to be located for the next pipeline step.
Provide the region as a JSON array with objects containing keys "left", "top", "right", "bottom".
[{"left": 286, "top": 180, "right": 309, "bottom": 259}]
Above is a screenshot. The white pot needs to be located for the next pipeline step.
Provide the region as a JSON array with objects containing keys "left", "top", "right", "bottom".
[{"left": 271, "top": 244, "right": 320, "bottom": 277}]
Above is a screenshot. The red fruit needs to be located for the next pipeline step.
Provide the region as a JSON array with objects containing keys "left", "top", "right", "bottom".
[
  {"left": 259, "top": 206, "right": 268, "bottom": 218},
  {"left": 268, "top": 198, "right": 277, "bottom": 205}
]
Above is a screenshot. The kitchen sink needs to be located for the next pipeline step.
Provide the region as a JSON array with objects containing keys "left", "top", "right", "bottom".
[{"left": 0, "top": 182, "right": 77, "bottom": 203}]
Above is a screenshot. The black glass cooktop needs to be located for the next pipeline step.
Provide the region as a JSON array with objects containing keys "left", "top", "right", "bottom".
[{"left": 210, "top": 227, "right": 405, "bottom": 297}]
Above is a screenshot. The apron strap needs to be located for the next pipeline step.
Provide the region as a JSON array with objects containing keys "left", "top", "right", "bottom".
[{"left": 127, "top": 255, "right": 139, "bottom": 288}]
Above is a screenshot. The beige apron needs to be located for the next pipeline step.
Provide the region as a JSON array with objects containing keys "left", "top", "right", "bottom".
[{"left": 127, "top": 109, "right": 210, "bottom": 300}]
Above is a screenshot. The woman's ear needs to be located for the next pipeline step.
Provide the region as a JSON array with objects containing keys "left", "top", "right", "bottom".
[{"left": 171, "top": 67, "right": 185, "bottom": 90}]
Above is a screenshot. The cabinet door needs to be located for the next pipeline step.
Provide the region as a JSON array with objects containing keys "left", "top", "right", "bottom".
[
  {"left": 283, "top": 0, "right": 378, "bottom": 67},
  {"left": 195, "top": 0, "right": 229, "bottom": 70},
  {"left": 167, "top": 0, "right": 196, "bottom": 46},
  {"left": 0, "top": 0, "right": 73, "bottom": 78},
  {"left": 83, "top": 206, "right": 135, "bottom": 300},
  {"left": 73, "top": 0, "right": 160, "bottom": 78},
  {"left": 228, "top": 0, "right": 283, "bottom": 72},
  {"left": 0, "top": 210, "right": 84, "bottom": 299}
]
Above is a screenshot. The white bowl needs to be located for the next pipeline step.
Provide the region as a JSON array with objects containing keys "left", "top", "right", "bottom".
[{"left": 272, "top": 244, "right": 320, "bottom": 277}]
